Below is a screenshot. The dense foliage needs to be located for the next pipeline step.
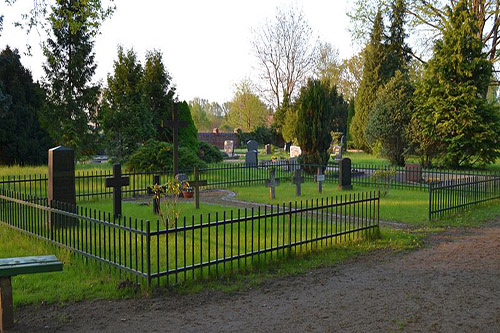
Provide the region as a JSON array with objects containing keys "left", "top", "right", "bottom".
[
  {"left": 198, "top": 141, "right": 223, "bottom": 164},
  {"left": 366, "top": 71, "right": 414, "bottom": 166},
  {"left": 0, "top": 47, "right": 53, "bottom": 165},
  {"left": 227, "top": 80, "right": 269, "bottom": 132},
  {"left": 295, "top": 79, "right": 348, "bottom": 169},
  {"left": 41, "top": 0, "right": 106, "bottom": 157},
  {"left": 412, "top": 0, "right": 500, "bottom": 167},
  {"left": 127, "top": 140, "right": 207, "bottom": 172}
]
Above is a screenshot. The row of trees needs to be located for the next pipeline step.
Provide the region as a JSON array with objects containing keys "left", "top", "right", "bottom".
[{"left": 348, "top": 0, "right": 500, "bottom": 168}]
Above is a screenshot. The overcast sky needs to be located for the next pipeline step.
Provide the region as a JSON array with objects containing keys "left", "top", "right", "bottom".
[{"left": 0, "top": 0, "right": 356, "bottom": 105}]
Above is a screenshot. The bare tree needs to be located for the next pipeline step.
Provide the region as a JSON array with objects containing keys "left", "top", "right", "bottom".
[{"left": 251, "top": 5, "right": 318, "bottom": 110}]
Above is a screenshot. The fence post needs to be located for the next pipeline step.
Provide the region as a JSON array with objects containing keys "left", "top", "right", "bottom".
[
  {"left": 428, "top": 183, "right": 433, "bottom": 221},
  {"left": 288, "top": 201, "right": 292, "bottom": 255},
  {"left": 146, "top": 220, "right": 151, "bottom": 288}
]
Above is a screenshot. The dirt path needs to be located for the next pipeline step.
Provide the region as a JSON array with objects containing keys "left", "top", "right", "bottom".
[{"left": 12, "top": 219, "right": 500, "bottom": 332}]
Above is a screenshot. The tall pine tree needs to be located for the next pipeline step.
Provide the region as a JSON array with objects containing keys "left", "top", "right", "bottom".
[
  {"left": 41, "top": 0, "right": 111, "bottom": 157},
  {"left": 412, "top": 0, "right": 500, "bottom": 167},
  {"left": 350, "top": 10, "right": 386, "bottom": 151}
]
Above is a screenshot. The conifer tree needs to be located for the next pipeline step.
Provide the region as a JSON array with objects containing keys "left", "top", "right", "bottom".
[
  {"left": 383, "top": 0, "right": 411, "bottom": 78},
  {"left": 350, "top": 10, "right": 386, "bottom": 151},
  {"left": 412, "top": 0, "right": 500, "bottom": 167}
]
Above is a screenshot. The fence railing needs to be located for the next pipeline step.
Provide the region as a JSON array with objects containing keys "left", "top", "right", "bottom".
[
  {"left": 429, "top": 176, "right": 500, "bottom": 220},
  {"left": 1, "top": 162, "right": 497, "bottom": 201},
  {"left": 0, "top": 188, "right": 379, "bottom": 287}
]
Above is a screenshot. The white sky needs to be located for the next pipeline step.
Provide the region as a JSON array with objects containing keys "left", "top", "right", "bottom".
[{"left": 0, "top": 0, "right": 355, "bottom": 105}]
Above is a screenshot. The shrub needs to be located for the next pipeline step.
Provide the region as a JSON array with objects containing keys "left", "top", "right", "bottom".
[
  {"left": 198, "top": 141, "right": 223, "bottom": 163},
  {"left": 127, "top": 139, "right": 207, "bottom": 172}
]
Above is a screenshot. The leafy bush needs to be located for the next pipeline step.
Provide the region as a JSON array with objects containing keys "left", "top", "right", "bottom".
[
  {"left": 127, "top": 139, "right": 207, "bottom": 172},
  {"left": 198, "top": 141, "right": 223, "bottom": 163}
]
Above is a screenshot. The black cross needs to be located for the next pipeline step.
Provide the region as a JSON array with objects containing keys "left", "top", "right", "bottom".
[
  {"left": 162, "top": 103, "right": 188, "bottom": 175},
  {"left": 105, "top": 163, "right": 130, "bottom": 218},
  {"left": 190, "top": 167, "right": 207, "bottom": 209},
  {"left": 265, "top": 168, "right": 280, "bottom": 199},
  {"left": 314, "top": 167, "right": 325, "bottom": 194},
  {"left": 292, "top": 169, "right": 304, "bottom": 196}
]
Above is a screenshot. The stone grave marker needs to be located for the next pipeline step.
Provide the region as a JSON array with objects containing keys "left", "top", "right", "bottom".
[
  {"left": 292, "top": 169, "right": 305, "bottom": 196},
  {"left": 338, "top": 158, "right": 352, "bottom": 190},
  {"left": 265, "top": 144, "right": 272, "bottom": 155},
  {"left": 290, "top": 145, "right": 302, "bottom": 158},
  {"left": 105, "top": 163, "right": 130, "bottom": 218},
  {"left": 48, "top": 146, "right": 77, "bottom": 226},
  {"left": 245, "top": 140, "right": 259, "bottom": 166},
  {"left": 224, "top": 140, "right": 234, "bottom": 156},
  {"left": 405, "top": 163, "right": 422, "bottom": 183},
  {"left": 314, "top": 167, "right": 325, "bottom": 194},
  {"left": 265, "top": 169, "right": 280, "bottom": 199},
  {"left": 162, "top": 103, "right": 188, "bottom": 175}
]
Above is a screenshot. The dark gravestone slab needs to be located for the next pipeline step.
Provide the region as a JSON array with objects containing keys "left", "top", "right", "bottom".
[
  {"left": 405, "top": 163, "right": 422, "bottom": 183},
  {"left": 245, "top": 151, "right": 258, "bottom": 166},
  {"left": 284, "top": 142, "right": 292, "bottom": 153},
  {"left": 105, "top": 164, "right": 130, "bottom": 218},
  {"left": 48, "top": 146, "right": 76, "bottom": 226},
  {"left": 338, "top": 158, "right": 352, "bottom": 190},
  {"left": 247, "top": 140, "right": 259, "bottom": 152}
]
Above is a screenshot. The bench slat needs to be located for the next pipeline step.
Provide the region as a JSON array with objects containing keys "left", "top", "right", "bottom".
[{"left": 0, "top": 255, "right": 63, "bottom": 277}]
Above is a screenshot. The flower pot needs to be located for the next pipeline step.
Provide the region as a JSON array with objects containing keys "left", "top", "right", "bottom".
[{"left": 182, "top": 191, "right": 194, "bottom": 198}]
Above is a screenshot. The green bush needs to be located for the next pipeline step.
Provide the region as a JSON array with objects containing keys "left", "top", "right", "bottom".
[
  {"left": 127, "top": 139, "right": 207, "bottom": 172},
  {"left": 198, "top": 141, "right": 223, "bottom": 163}
]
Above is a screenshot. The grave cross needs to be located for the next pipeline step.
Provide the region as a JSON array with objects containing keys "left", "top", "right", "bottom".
[
  {"left": 265, "top": 169, "right": 280, "bottom": 199},
  {"left": 162, "top": 103, "right": 188, "bottom": 175},
  {"left": 292, "top": 169, "right": 305, "bottom": 196},
  {"left": 190, "top": 167, "right": 207, "bottom": 209},
  {"left": 105, "top": 164, "right": 130, "bottom": 218},
  {"left": 314, "top": 167, "right": 325, "bottom": 194}
]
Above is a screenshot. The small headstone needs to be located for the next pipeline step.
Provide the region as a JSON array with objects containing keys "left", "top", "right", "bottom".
[
  {"left": 105, "top": 164, "right": 130, "bottom": 218},
  {"left": 247, "top": 140, "right": 259, "bottom": 152},
  {"left": 284, "top": 142, "right": 292, "bottom": 153},
  {"left": 265, "top": 169, "right": 280, "bottom": 199},
  {"left": 48, "top": 146, "right": 77, "bottom": 226},
  {"left": 338, "top": 158, "right": 352, "bottom": 190},
  {"left": 224, "top": 140, "right": 234, "bottom": 156},
  {"left": 265, "top": 144, "right": 272, "bottom": 155},
  {"left": 405, "top": 163, "right": 422, "bottom": 183},
  {"left": 292, "top": 169, "right": 305, "bottom": 196},
  {"left": 290, "top": 146, "right": 302, "bottom": 158},
  {"left": 314, "top": 167, "right": 325, "bottom": 194}
]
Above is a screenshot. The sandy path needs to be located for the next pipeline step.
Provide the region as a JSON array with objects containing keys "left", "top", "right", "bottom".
[{"left": 12, "top": 219, "right": 500, "bottom": 332}]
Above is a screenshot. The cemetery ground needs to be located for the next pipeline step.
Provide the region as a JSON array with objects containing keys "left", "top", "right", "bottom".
[{"left": 1, "top": 158, "right": 499, "bottom": 331}]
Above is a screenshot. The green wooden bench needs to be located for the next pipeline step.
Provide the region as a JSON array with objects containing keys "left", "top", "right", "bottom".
[{"left": 0, "top": 255, "right": 63, "bottom": 332}]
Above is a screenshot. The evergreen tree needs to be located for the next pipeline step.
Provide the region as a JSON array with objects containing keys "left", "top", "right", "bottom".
[
  {"left": 176, "top": 101, "right": 199, "bottom": 154},
  {"left": 142, "top": 50, "right": 175, "bottom": 141},
  {"left": 296, "top": 79, "right": 347, "bottom": 170},
  {"left": 383, "top": 0, "right": 411, "bottom": 78},
  {"left": 350, "top": 10, "right": 386, "bottom": 151},
  {"left": 100, "top": 47, "right": 153, "bottom": 162},
  {"left": 41, "top": 0, "right": 109, "bottom": 157},
  {"left": 412, "top": 0, "right": 500, "bottom": 167},
  {"left": 366, "top": 71, "right": 414, "bottom": 166},
  {"left": 0, "top": 47, "right": 53, "bottom": 165}
]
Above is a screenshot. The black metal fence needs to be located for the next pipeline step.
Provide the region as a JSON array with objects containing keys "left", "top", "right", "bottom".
[
  {"left": 2, "top": 162, "right": 497, "bottom": 201},
  {"left": 0, "top": 188, "right": 379, "bottom": 287},
  {"left": 429, "top": 176, "right": 500, "bottom": 220}
]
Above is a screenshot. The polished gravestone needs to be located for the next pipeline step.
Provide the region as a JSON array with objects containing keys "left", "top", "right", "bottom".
[{"left": 338, "top": 158, "right": 353, "bottom": 190}]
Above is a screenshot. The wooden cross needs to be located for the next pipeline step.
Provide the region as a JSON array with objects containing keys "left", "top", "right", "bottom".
[
  {"left": 292, "top": 169, "right": 305, "bottom": 196},
  {"left": 190, "top": 167, "right": 207, "bottom": 209},
  {"left": 105, "top": 163, "right": 130, "bottom": 218},
  {"left": 162, "top": 103, "right": 188, "bottom": 175},
  {"left": 314, "top": 167, "right": 325, "bottom": 194},
  {"left": 265, "top": 168, "right": 280, "bottom": 199}
]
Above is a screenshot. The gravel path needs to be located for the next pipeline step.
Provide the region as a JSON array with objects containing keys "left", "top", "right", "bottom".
[{"left": 12, "top": 218, "right": 500, "bottom": 332}]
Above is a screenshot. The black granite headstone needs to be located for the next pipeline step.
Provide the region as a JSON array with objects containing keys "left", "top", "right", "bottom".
[
  {"left": 247, "top": 140, "right": 258, "bottom": 152},
  {"left": 48, "top": 146, "right": 76, "bottom": 226},
  {"left": 338, "top": 158, "right": 352, "bottom": 190}
]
